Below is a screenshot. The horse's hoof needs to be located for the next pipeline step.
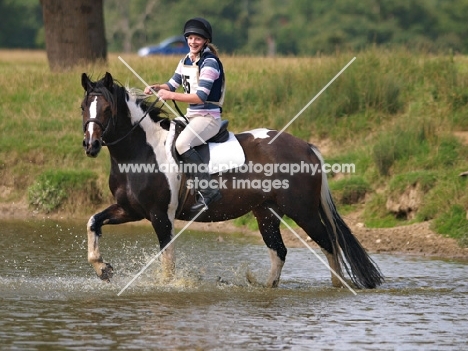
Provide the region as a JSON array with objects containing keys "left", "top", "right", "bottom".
[
  {"left": 217, "top": 276, "right": 231, "bottom": 285},
  {"left": 98, "top": 263, "right": 114, "bottom": 282},
  {"left": 268, "top": 280, "right": 280, "bottom": 288},
  {"left": 245, "top": 271, "right": 266, "bottom": 287}
]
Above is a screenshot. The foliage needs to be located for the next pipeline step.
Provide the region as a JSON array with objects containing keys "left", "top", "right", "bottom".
[
  {"left": 232, "top": 212, "right": 298, "bottom": 231},
  {"left": 372, "top": 125, "right": 431, "bottom": 176},
  {"left": 3, "top": 1, "right": 468, "bottom": 55},
  {"left": 329, "top": 176, "right": 371, "bottom": 205},
  {"left": 103, "top": 0, "right": 468, "bottom": 55},
  {"left": 0, "top": 0, "right": 43, "bottom": 48},
  {"left": 433, "top": 205, "right": 468, "bottom": 246},
  {"left": 27, "top": 169, "right": 101, "bottom": 213},
  {"left": 388, "top": 171, "right": 438, "bottom": 194},
  {"left": 0, "top": 48, "right": 467, "bottom": 244},
  {"left": 28, "top": 178, "right": 67, "bottom": 213},
  {"left": 233, "top": 212, "right": 259, "bottom": 231},
  {"left": 363, "top": 193, "right": 403, "bottom": 228}
]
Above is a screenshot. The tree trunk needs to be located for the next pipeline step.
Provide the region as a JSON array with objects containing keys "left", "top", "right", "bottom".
[{"left": 40, "top": 0, "right": 107, "bottom": 71}]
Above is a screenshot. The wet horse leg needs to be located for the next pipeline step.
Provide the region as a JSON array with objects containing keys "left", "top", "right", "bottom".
[
  {"left": 149, "top": 211, "right": 176, "bottom": 279},
  {"left": 252, "top": 205, "right": 287, "bottom": 288},
  {"left": 320, "top": 249, "right": 344, "bottom": 288},
  {"left": 292, "top": 211, "right": 345, "bottom": 288},
  {"left": 87, "top": 204, "right": 143, "bottom": 281}
]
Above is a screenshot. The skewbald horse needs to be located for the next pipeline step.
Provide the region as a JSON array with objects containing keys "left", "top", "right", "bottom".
[{"left": 81, "top": 72, "right": 384, "bottom": 289}]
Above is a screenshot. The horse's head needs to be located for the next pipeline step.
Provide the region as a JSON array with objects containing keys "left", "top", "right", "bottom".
[
  {"left": 81, "top": 72, "right": 118, "bottom": 157},
  {"left": 81, "top": 72, "right": 170, "bottom": 158}
]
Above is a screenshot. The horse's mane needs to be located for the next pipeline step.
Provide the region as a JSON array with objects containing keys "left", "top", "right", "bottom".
[
  {"left": 127, "top": 87, "right": 170, "bottom": 124},
  {"left": 90, "top": 76, "right": 169, "bottom": 124}
]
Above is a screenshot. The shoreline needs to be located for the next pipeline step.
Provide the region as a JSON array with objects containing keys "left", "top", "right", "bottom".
[
  {"left": 1, "top": 202, "right": 467, "bottom": 260},
  {"left": 181, "top": 214, "right": 468, "bottom": 260}
]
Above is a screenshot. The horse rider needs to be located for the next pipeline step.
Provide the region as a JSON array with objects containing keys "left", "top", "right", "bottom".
[{"left": 144, "top": 17, "right": 226, "bottom": 212}]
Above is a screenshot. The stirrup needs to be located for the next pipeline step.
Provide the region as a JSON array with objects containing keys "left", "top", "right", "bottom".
[{"left": 190, "top": 191, "right": 222, "bottom": 212}]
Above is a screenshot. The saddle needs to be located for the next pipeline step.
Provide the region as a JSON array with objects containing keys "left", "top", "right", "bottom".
[
  {"left": 170, "top": 118, "right": 230, "bottom": 165},
  {"left": 165, "top": 118, "right": 232, "bottom": 217},
  {"left": 162, "top": 117, "right": 245, "bottom": 216}
]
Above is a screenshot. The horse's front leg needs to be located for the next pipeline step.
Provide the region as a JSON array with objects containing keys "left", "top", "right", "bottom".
[
  {"left": 87, "top": 204, "right": 142, "bottom": 281},
  {"left": 150, "top": 211, "right": 176, "bottom": 280},
  {"left": 252, "top": 206, "right": 287, "bottom": 288}
]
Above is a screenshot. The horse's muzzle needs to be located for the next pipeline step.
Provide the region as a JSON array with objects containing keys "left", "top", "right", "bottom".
[{"left": 83, "top": 138, "right": 102, "bottom": 157}]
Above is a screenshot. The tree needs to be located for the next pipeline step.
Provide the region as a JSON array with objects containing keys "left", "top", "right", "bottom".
[
  {"left": 0, "top": 0, "right": 43, "bottom": 48},
  {"left": 103, "top": 0, "right": 248, "bottom": 55},
  {"left": 40, "top": 0, "right": 107, "bottom": 71},
  {"left": 104, "top": 0, "right": 160, "bottom": 53}
]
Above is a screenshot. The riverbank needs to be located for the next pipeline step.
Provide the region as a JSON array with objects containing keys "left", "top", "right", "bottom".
[
  {"left": 1, "top": 50, "right": 467, "bottom": 252},
  {"left": 2, "top": 201, "right": 467, "bottom": 260},
  {"left": 183, "top": 211, "right": 468, "bottom": 260}
]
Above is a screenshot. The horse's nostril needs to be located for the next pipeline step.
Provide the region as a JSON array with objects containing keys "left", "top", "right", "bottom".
[
  {"left": 82, "top": 139, "right": 87, "bottom": 148},
  {"left": 92, "top": 140, "right": 101, "bottom": 148}
]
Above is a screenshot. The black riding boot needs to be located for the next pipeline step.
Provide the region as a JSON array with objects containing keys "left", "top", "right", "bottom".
[{"left": 179, "top": 148, "right": 222, "bottom": 212}]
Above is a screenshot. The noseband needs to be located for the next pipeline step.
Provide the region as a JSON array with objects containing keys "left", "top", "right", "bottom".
[{"left": 83, "top": 118, "right": 108, "bottom": 136}]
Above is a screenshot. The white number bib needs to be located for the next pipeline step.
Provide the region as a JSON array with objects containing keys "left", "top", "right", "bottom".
[
  {"left": 180, "top": 60, "right": 225, "bottom": 107},
  {"left": 181, "top": 64, "right": 199, "bottom": 94}
]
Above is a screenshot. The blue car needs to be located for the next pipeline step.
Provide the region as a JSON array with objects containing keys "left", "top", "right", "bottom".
[{"left": 137, "top": 35, "right": 189, "bottom": 56}]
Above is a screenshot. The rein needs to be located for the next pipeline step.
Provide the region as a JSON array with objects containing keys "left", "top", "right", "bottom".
[
  {"left": 103, "top": 98, "right": 158, "bottom": 146},
  {"left": 172, "top": 100, "right": 189, "bottom": 123}
]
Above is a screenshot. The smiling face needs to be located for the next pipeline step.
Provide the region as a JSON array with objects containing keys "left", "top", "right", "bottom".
[{"left": 186, "top": 34, "right": 208, "bottom": 57}]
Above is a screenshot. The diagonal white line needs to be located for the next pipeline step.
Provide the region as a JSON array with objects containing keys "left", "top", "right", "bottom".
[
  {"left": 118, "top": 56, "right": 206, "bottom": 145},
  {"left": 268, "top": 56, "right": 356, "bottom": 145},
  {"left": 117, "top": 208, "right": 206, "bottom": 296},
  {"left": 268, "top": 207, "right": 357, "bottom": 295}
]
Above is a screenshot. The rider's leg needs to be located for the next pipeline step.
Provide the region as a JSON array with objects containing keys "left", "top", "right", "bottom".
[
  {"left": 179, "top": 148, "right": 222, "bottom": 212},
  {"left": 176, "top": 116, "right": 222, "bottom": 212},
  {"left": 175, "top": 115, "right": 221, "bottom": 153}
]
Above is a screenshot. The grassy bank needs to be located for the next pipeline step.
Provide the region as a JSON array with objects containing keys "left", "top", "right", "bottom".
[{"left": 0, "top": 49, "right": 467, "bottom": 245}]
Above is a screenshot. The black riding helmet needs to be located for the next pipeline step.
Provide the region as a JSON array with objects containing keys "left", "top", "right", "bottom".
[{"left": 183, "top": 17, "right": 212, "bottom": 42}]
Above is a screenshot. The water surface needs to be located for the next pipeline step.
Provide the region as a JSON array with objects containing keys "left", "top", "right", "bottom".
[{"left": 0, "top": 219, "right": 467, "bottom": 350}]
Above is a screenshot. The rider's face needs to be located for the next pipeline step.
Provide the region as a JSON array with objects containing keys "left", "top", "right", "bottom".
[{"left": 187, "top": 35, "right": 208, "bottom": 56}]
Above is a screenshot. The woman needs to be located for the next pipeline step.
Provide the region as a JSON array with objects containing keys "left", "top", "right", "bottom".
[{"left": 144, "top": 17, "right": 225, "bottom": 212}]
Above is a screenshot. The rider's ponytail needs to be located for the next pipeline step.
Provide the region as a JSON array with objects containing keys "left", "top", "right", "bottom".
[{"left": 207, "top": 43, "right": 220, "bottom": 57}]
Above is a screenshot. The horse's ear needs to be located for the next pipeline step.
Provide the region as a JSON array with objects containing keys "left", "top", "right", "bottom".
[
  {"left": 81, "top": 73, "right": 93, "bottom": 92},
  {"left": 103, "top": 72, "right": 113, "bottom": 89}
]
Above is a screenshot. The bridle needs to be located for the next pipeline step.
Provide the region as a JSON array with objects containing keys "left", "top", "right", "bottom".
[
  {"left": 83, "top": 91, "right": 159, "bottom": 147},
  {"left": 83, "top": 92, "right": 113, "bottom": 142}
]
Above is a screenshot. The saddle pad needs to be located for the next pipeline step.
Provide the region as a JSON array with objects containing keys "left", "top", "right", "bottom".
[
  {"left": 165, "top": 122, "right": 245, "bottom": 175},
  {"left": 208, "top": 132, "right": 245, "bottom": 174}
]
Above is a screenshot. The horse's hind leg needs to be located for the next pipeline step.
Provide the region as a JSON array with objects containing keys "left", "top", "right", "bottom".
[
  {"left": 252, "top": 205, "right": 287, "bottom": 288},
  {"left": 293, "top": 212, "right": 345, "bottom": 288},
  {"left": 88, "top": 204, "right": 142, "bottom": 281}
]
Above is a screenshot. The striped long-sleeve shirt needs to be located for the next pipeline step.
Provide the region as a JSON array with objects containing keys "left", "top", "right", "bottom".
[{"left": 166, "top": 48, "right": 224, "bottom": 119}]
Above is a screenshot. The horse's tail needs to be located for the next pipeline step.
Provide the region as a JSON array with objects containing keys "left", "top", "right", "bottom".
[{"left": 309, "top": 144, "right": 384, "bottom": 289}]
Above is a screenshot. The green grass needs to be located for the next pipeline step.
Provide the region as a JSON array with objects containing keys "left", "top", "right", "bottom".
[
  {"left": 329, "top": 176, "right": 371, "bottom": 205},
  {"left": 0, "top": 49, "right": 467, "bottom": 245},
  {"left": 388, "top": 171, "right": 438, "bottom": 194},
  {"left": 27, "top": 169, "right": 102, "bottom": 213},
  {"left": 433, "top": 205, "right": 468, "bottom": 246},
  {"left": 232, "top": 212, "right": 299, "bottom": 231}
]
